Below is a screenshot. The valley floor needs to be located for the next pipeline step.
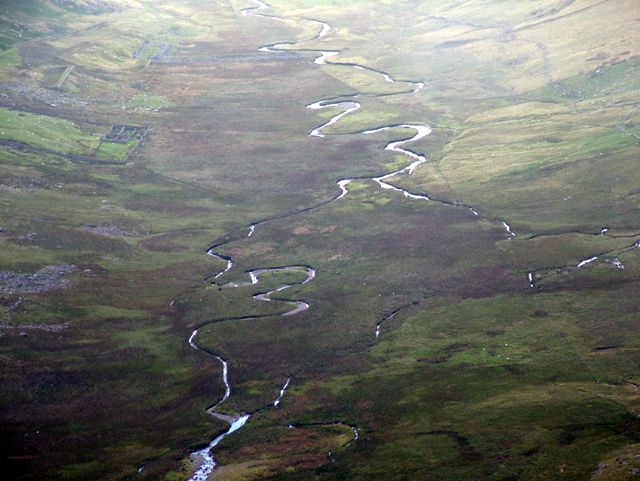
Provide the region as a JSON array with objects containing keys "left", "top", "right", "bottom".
[{"left": 1, "top": 0, "right": 639, "bottom": 480}]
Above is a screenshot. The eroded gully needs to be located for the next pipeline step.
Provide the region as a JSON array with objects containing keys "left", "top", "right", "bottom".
[{"left": 183, "top": 0, "right": 638, "bottom": 477}]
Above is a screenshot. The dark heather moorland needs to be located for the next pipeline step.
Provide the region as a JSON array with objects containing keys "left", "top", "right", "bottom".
[{"left": 1, "top": 0, "right": 640, "bottom": 480}]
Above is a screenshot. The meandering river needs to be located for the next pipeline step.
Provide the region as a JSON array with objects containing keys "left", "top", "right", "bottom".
[{"left": 183, "top": 0, "right": 638, "bottom": 477}]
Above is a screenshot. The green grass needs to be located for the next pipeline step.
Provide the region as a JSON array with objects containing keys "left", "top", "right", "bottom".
[
  {"left": 95, "top": 140, "right": 136, "bottom": 160},
  {"left": 0, "top": 47, "right": 20, "bottom": 65},
  {"left": 0, "top": 107, "right": 100, "bottom": 154},
  {"left": 128, "top": 92, "right": 171, "bottom": 109}
]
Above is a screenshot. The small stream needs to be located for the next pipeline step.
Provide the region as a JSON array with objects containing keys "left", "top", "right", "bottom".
[
  {"left": 307, "top": 100, "right": 361, "bottom": 138},
  {"left": 186, "top": 256, "right": 315, "bottom": 479},
  {"left": 187, "top": 329, "right": 242, "bottom": 481},
  {"left": 528, "top": 235, "right": 639, "bottom": 286}
]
